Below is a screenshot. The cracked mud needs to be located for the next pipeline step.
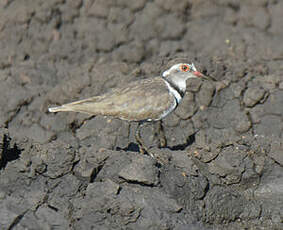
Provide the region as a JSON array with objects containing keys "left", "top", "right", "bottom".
[{"left": 0, "top": 1, "right": 283, "bottom": 229}]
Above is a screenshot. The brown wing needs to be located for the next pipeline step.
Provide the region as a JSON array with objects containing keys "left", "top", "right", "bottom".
[{"left": 56, "top": 78, "right": 176, "bottom": 121}]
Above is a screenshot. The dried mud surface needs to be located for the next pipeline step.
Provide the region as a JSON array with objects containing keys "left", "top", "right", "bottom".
[{"left": 0, "top": 1, "right": 283, "bottom": 229}]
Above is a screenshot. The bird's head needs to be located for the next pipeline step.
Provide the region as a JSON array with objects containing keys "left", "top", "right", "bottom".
[{"left": 162, "top": 63, "right": 213, "bottom": 91}]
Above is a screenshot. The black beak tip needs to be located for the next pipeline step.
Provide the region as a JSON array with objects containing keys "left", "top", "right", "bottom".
[
  {"left": 193, "top": 70, "right": 217, "bottom": 82},
  {"left": 202, "top": 74, "right": 217, "bottom": 82}
]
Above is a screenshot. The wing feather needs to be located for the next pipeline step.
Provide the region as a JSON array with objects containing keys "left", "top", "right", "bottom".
[{"left": 49, "top": 78, "right": 177, "bottom": 121}]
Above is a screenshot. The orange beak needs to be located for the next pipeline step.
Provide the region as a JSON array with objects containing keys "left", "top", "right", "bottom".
[{"left": 193, "top": 71, "right": 204, "bottom": 78}]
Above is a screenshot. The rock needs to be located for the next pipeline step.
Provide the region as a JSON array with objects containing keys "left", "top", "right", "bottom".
[
  {"left": 203, "top": 186, "right": 260, "bottom": 223},
  {"left": 196, "top": 81, "right": 215, "bottom": 107},
  {"left": 73, "top": 145, "right": 112, "bottom": 180},
  {"left": 254, "top": 115, "right": 282, "bottom": 137},
  {"left": 155, "top": 0, "right": 190, "bottom": 13},
  {"left": 234, "top": 113, "right": 251, "bottom": 133},
  {"left": 243, "top": 87, "right": 266, "bottom": 107},
  {"left": 48, "top": 174, "right": 82, "bottom": 210},
  {"left": 117, "top": 0, "right": 147, "bottom": 11},
  {"left": 119, "top": 154, "right": 158, "bottom": 185},
  {"left": 10, "top": 123, "right": 55, "bottom": 144},
  {"left": 76, "top": 116, "right": 129, "bottom": 149},
  {"left": 175, "top": 92, "right": 197, "bottom": 120},
  {"left": 187, "top": 78, "right": 202, "bottom": 93},
  {"left": 0, "top": 201, "right": 24, "bottom": 229},
  {"left": 163, "top": 112, "right": 180, "bottom": 127},
  {"left": 262, "top": 90, "right": 283, "bottom": 116},
  {"left": 86, "top": 179, "right": 120, "bottom": 197},
  {"left": 164, "top": 119, "right": 195, "bottom": 147},
  {"left": 270, "top": 140, "right": 283, "bottom": 166},
  {"left": 35, "top": 206, "right": 69, "bottom": 229},
  {"left": 254, "top": 164, "right": 283, "bottom": 199},
  {"left": 0, "top": 128, "right": 9, "bottom": 166},
  {"left": 207, "top": 146, "right": 246, "bottom": 185},
  {"left": 22, "top": 140, "right": 77, "bottom": 179}
]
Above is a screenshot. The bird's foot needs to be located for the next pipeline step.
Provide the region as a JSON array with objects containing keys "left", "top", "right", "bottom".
[
  {"left": 158, "top": 134, "right": 167, "bottom": 148},
  {"left": 138, "top": 143, "right": 155, "bottom": 158}
]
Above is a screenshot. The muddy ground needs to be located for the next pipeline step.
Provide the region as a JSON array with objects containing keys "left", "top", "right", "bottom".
[{"left": 0, "top": 0, "right": 283, "bottom": 229}]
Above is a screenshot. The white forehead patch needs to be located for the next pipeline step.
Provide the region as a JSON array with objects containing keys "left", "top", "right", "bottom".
[{"left": 190, "top": 63, "right": 197, "bottom": 71}]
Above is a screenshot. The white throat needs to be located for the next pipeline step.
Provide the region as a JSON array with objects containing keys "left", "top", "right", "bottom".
[
  {"left": 173, "top": 78, "right": 187, "bottom": 92},
  {"left": 163, "top": 75, "right": 187, "bottom": 92}
]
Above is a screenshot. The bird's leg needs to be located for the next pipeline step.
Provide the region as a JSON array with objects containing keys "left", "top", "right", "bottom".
[
  {"left": 135, "top": 122, "right": 154, "bottom": 158},
  {"left": 135, "top": 122, "right": 148, "bottom": 154},
  {"left": 156, "top": 120, "right": 167, "bottom": 148}
]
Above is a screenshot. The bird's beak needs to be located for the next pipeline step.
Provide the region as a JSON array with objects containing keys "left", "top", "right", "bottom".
[
  {"left": 193, "top": 71, "right": 204, "bottom": 78},
  {"left": 193, "top": 71, "right": 216, "bottom": 81}
]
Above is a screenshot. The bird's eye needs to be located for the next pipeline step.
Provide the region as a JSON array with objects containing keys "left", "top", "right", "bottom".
[{"left": 180, "top": 64, "right": 190, "bottom": 72}]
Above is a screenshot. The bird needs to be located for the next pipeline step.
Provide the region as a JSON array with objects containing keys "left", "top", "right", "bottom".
[{"left": 48, "top": 63, "right": 213, "bottom": 157}]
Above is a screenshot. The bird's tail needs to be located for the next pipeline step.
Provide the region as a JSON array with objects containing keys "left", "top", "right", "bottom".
[
  {"left": 48, "top": 96, "right": 100, "bottom": 114},
  {"left": 48, "top": 105, "right": 72, "bottom": 113}
]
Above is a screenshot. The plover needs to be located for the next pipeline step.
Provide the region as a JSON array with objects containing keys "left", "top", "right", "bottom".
[{"left": 49, "top": 63, "right": 212, "bottom": 157}]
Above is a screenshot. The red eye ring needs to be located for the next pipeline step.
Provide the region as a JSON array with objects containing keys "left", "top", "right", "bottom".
[{"left": 180, "top": 64, "right": 190, "bottom": 72}]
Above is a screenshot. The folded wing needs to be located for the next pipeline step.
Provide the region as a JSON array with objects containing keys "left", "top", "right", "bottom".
[{"left": 48, "top": 78, "right": 176, "bottom": 121}]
